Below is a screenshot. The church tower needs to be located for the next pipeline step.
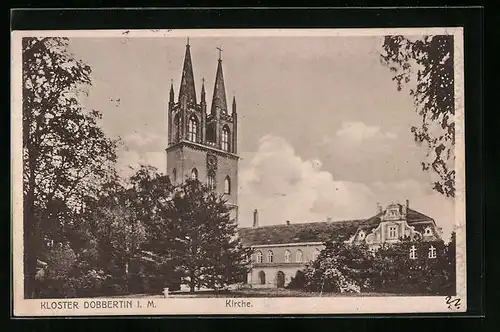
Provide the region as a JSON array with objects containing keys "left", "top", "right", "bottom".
[{"left": 166, "top": 40, "right": 239, "bottom": 219}]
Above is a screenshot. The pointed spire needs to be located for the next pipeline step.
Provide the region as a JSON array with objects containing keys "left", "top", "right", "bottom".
[
  {"left": 201, "top": 78, "right": 206, "bottom": 102},
  {"left": 169, "top": 79, "right": 174, "bottom": 102},
  {"left": 178, "top": 39, "right": 197, "bottom": 104},
  {"left": 232, "top": 95, "right": 237, "bottom": 114},
  {"left": 211, "top": 53, "right": 228, "bottom": 115}
]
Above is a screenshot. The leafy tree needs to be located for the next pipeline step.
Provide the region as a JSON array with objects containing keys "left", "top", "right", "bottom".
[
  {"left": 166, "top": 179, "right": 252, "bottom": 292},
  {"left": 444, "top": 231, "right": 457, "bottom": 295},
  {"left": 302, "top": 241, "right": 373, "bottom": 293},
  {"left": 22, "top": 37, "right": 117, "bottom": 298},
  {"left": 81, "top": 176, "right": 149, "bottom": 294},
  {"left": 371, "top": 238, "right": 453, "bottom": 295},
  {"left": 37, "top": 242, "right": 77, "bottom": 298},
  {"left": 381, "top": 35, "right": 455, "bottom": 197},
  {"left": 294, "top": 236, "right": 455, "bottom": 295}
]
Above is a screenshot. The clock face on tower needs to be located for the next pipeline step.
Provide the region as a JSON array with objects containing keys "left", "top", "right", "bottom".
[{"left": 207, "top": 154, "right": 218, "bottom": 173}]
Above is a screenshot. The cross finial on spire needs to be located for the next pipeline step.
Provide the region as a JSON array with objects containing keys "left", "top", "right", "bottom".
[
  {"left": 202, "top": 78, "right": 205, "bottom": 84},
  {"left": 187, "top": 37, "right": 190, "bottom": 46},
  {"left": 216, "top": 46, "right": 223, "bottom": 60}
]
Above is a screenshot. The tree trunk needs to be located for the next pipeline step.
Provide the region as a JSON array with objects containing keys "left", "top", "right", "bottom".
[
  {"left": 24, "top": 147, "right": 39, "bottom": 299},
  {"left": 125, "top": 260, "right": 129, "bottom": 294},
  {"left": 189, "top": 269, "right": 195, "bottom": 293}
]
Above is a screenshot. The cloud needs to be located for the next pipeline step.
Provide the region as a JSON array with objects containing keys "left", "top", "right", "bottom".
[
  {"left": 121, "top": 132, "right": 164, "bottom": 149},
  {"left": 336, "top": 121, "right": 397, "bottom": 142},
  {"left": 239, "top": 135, "right": 377, "bottom": 227},
  {"left": 113, "top": 131, "right": 167, "bottom": 178},
  {"left": 238, "top": 135, "right": 455, "bottom": 242}
]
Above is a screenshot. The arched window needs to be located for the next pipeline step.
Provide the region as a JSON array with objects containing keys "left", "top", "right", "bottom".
[
  {"left": 224, "top": 176, "right": 231, "bottom": 194},
  {"left": 296, "top": 250, "right": 303, "bottom": 263},
  {"left": 258, "top": 271, "right": 266, "bottom": 285},
  {"left": 188, "top": 116, "right": 198, "bottom": 142},
  {"left": 424, "top": 227, "right": 433, "bottom": 236},
  {"left": 208, "top": 173, "right": 216, "bottom": 190},
  {"left": 174, "top": 114, "right": 181, "bottom": 142},
  {"left": 312, "top": 248, "right": 320, "bottom": 261},
  {"left": 172, "top": 168, "right": 177, "bottom": 183},
  {"left": 221, "top": 126, "right": 230, "bottom": 152},
  {"left": 267, "top": 250, "right": 274, "bottom": 263},
  {"left": 284, "top": 250, "right": 291, "bottom": 263},
  {"left": 191, "top": 168, "right": 198, "bottom": 180},
  {"left": 256, "top": 251, "right": 263, "bottom": 263}
]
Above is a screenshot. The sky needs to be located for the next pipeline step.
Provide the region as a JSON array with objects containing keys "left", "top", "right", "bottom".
[{"left": 67, "top": 35, "right": 456, "bottom": 240}]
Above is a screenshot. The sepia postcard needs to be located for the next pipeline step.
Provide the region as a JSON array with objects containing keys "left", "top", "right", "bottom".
[{"left": 11, "top": 27, "right": 466, "bottom": 316}]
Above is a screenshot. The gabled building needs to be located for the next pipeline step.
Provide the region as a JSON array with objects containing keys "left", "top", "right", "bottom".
[
  {"left": 347, "top": 200, "right": 442, "bottom": 250},
  {"left": 238, "top": 201, "right": 442, "bottom": 288}
]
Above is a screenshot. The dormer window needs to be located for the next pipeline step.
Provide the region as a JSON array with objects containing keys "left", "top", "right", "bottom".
[
  {"left": 388, "top": 225, "right": 398, "bottom": 239},
  {"left": 424, "top": 227, "right": 433, "bottom": 236},
  {"left": 358, "top": 231, "right": 365, "bottom": 240}
]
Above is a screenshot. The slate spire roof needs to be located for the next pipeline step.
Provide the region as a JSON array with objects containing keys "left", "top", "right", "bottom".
[
  {"left": 178, "top": 40, "right": 197, "bottom": 104},
  {"left": 211, "top": 57, "right": 228, "bottom": 115}
]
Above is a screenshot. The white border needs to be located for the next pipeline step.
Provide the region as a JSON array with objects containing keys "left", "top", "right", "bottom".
[{"left": 11, "top": 27, "right": 466, "bottom": 316}]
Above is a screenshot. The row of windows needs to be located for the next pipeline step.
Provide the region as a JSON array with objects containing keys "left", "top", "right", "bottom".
[
  {"left": 254, "top": 249, "right": 320, "bottom": 264},
  {"left": 409, "top": 245, "right": 437, "bottom": 259},
  {"left": 373, "top": 226, "right": 433, "bottom": 240},
  {"left": 176, "top": 115, "right": 232, "bottom": 152},
  {"left": 171, "top": 168, "right": 231, "bottom": 194}
]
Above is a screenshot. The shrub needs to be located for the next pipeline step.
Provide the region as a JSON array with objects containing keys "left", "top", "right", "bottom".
[
  {"left": 286, "top": 270, "right": 306, "bottom": 290},
  {"left": 290, "top": 235, "right": 456, "bottom": 295}
]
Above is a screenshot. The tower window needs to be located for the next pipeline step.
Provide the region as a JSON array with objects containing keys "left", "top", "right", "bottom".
[
  {"left": 188, "top": 116, "right": 198, "bottom": 142},
  {"left": 174, "top": 114, "right": 181, "bottom": 142},
  {"left": 267, "top": 250, "right": 274, "bottom": 263},
  {"left": 191, "top": 168, "right": 198, "bottom": 180},
  {"left": 172, "top": 168, "right": 177, "bottom": 183},
  {"left": 222, "top": 126, "right": 230, "bottom": 152},
  {"left": 224, "top": 176, "right": 231, "bottom": 194},
  {"left": 208, "top": 173, "right": 216, "bottom": 190}
]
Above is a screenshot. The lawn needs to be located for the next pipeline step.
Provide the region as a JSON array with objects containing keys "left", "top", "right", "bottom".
[{"left": 112, "top": 288, "right": 411, "bottom": 298}]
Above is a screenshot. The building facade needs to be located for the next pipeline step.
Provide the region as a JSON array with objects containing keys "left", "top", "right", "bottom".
[
  {"left": 238, "top": 201, "right": 443, "bottom": 288},
  {"left": 166, "top": 41, "right": 239, "bottom": 219}
]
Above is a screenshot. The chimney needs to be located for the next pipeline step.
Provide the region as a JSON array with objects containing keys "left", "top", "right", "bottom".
[
  {"left": 406, "top": 199, "right": 409, "bottom": 209},
  {"left": 286, "top": 220, "right": 290, "bottom": 225},
  {"left": 253, "top": 209, "right": 259, "bottom": 228},
  {"left": 377, "top": 202, "right": 382, "bottom": 213}
]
